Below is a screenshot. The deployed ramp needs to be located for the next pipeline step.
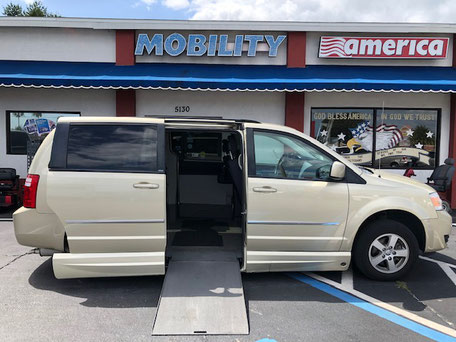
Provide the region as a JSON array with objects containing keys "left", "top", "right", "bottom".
[{"left": 152, "top": 249, "right": 249, "bottom": 335}]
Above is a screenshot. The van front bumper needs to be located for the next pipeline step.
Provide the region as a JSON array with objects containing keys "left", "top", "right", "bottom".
[
  {"left": 423, "top": 210, "right": 452, "bottom": 252},
  {"left": 13, "top": 206, "right": 64, "bottom": 251}
]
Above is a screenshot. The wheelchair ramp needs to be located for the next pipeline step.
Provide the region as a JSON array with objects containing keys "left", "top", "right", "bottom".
[{"left": 152, "top": 250, "right": 249, "bottom": 335}]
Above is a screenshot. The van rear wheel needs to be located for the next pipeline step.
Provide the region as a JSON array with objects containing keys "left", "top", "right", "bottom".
[{"left": 353, "top": 219, "right": 419, "bottom": 281}]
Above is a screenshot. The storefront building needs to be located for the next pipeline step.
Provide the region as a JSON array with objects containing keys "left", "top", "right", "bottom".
[{"left": 1, "top": 18, "right": 456, "bottom": 205}]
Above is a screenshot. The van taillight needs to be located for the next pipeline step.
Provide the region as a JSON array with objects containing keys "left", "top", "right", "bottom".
[{"left": 23, "top": 174, "right": 39, "bottom": 208}]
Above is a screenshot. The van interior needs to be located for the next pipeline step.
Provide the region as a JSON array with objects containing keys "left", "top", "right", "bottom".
[{"left": 164, "top": 128, "right": 244, "bottom": 263}]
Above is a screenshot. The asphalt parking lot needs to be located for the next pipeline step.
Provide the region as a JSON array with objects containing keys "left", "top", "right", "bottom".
[{"left": 1, "top": 221, "right": 455, "bottom": 342}]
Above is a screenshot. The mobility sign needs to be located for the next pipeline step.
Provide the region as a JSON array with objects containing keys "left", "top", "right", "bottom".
[
  {"left": 319, "top": 36, "right": 449, "bottom": 59},
  {"left": 135, "top": 33, "right": 286, "bottom": 57}
]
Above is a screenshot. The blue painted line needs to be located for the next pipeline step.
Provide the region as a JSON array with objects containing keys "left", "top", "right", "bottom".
[
  {"left": 256, "top": 339, "right": 277, "bottom": 342},
  {"left": 288, "top": 273, "right": 456, "bottom": 342}
]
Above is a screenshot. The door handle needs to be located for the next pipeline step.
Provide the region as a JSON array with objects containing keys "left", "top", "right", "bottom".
[
  {"left": 133, "top": 182, "right": 159, "bottom": 189},
  {"left": 253, "top": 186, "right": 277, "bottom": 193}
]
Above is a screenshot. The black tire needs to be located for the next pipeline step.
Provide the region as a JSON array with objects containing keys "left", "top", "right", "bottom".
[{"left": 353, "top": 219, "right": 419, "bottom": 281}]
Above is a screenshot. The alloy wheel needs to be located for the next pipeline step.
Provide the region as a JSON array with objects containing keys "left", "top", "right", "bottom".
[{"left": 368, "top": 233, "right": 410, "bottom": 274}]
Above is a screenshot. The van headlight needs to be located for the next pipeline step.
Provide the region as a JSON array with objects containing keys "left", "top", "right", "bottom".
[{"left": 429, "top": 192, "right": 443, "bottom": 211}]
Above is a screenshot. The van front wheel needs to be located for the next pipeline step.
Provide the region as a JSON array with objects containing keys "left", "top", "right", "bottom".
[{"left": 353, "top": 220, "right": 419, "bottom": 281}]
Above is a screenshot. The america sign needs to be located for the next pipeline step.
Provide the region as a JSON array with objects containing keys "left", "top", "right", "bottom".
[{"left": 319, "top": 36, "right": 449, "bottom": 59}]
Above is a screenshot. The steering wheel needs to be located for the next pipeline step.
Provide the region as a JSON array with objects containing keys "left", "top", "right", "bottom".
[{"left": 315, "top": 164, "right": 331, "bottom": 180}]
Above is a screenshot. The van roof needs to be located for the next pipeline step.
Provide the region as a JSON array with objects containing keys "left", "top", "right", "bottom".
[
  {"left": 146, "top": 115, "right": 261, "bottom": 123},
  {"left": 57, "top": 116, "right": 261, "bottom": 124}
]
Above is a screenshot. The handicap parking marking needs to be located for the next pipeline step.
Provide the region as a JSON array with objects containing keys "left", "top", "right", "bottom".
[
  {"left": 419, "top": 255, "right": 456, "bottom": 286},
  {"left": 288, "top": 272, "right": 456, "bottom": 341}
]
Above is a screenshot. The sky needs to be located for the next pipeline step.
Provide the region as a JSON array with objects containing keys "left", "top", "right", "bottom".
[{"left": 0, "top": 0, "right": 455, "bottom": 22}]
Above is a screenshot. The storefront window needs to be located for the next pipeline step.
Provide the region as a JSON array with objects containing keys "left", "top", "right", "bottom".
[
  {"left": 374, "top": 109, "right": 439, "bottom": 169},
  {"left": 312, "top": 108, "right": 374, "bottom": 166},
  {"left": 311, "top": 108, "right": 440, "bottom": 169},
  {"left": 6, "top": 111, "right": 80, "bottom": 155}
]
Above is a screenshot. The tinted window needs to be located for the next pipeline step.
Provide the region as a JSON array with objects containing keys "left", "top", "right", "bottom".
[
  {"left": 67, "top": 125, "right": 158, "bottom": 172},
  {"left": 253, "top": 131, "right": 333, "bottom": 181}
]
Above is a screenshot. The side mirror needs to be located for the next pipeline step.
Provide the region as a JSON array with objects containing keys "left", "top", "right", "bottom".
[{"left": 330, "top": 161, "right": 346, "bottom": 180}]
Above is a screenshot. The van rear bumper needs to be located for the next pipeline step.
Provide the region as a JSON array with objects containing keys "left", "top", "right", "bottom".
[
  {"left": 13, "top": 206, "right": 64, "bottom": 251},
  {"left": 423, "top": 210, "right": 452, "bottom": 252}
]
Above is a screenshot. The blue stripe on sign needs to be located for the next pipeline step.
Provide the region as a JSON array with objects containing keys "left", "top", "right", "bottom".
[{"left": 288, "top": 273, "right": 456, "bottom": 342}]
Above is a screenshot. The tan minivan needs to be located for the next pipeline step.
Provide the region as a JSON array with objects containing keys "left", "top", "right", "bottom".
[{"left": 14, "top": 116, "right": 451, "bottom": 281}]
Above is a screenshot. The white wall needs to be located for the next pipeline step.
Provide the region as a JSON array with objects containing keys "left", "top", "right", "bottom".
[
  {"left": 306, "top": 32, "right": 453, "bottom": 67},
  {"left": 136, "top": 89, "right": 285, "bottom": 124},
  {"left": 304, "top": 91, "right": 451, "bottom": 182},
  {"left": 1, "top": 88, "right": 283, "bottom": 178},
  {"left": 0, "top": 27, "right": 116, "bottom": 63},
  {"left": 0, "top": 88, "right": 116, "bottom": 177}
]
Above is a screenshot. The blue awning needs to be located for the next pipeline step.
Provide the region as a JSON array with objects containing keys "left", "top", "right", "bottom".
[{"left": 0, "top": 60, "right": 456, "bottom": 92}]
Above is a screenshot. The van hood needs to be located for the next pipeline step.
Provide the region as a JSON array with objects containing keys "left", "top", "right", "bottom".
[{"left": 368, "top": 169, "right": 435, "bottom": 193}]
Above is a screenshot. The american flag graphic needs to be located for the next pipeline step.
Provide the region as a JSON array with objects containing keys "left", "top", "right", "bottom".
[
  {"left": 350, "top": 121, "right": 403, "bottom": 150},
  {"left": 319, "top": 37, "right": 348, "bottom": 58}
]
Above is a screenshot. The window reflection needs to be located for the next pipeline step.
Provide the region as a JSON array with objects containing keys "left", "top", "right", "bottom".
[
  {"left": 312, "top": 109, "right": 374, "bottom": 166},
  {"left": 254, "top": 131, "right": 333, "bottom": 180},
  {"left": 67, "top": 125, "right": 158, "bottom": 172},
  {"left": 374, "top": 110, "right": 438, "bottom": 169},
  {"left": 311, "top": 108, "right": 439, "bottom": 169},
  {"left": 7, "top": 111, "right": 80, "bottom": 155}
]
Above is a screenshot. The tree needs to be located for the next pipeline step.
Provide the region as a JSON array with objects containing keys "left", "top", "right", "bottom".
[
  {"left": 3, "top": 3, "right": 22, "bottom": 16},
  {"left": 12, "top": 112, "right": 24, "bottom": 130},
  {"left": 24, "top": 1, "right": 58, "bottom": 17},
  {"left": 2, "top": 1, "right": 59, "bottom": 17}
]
